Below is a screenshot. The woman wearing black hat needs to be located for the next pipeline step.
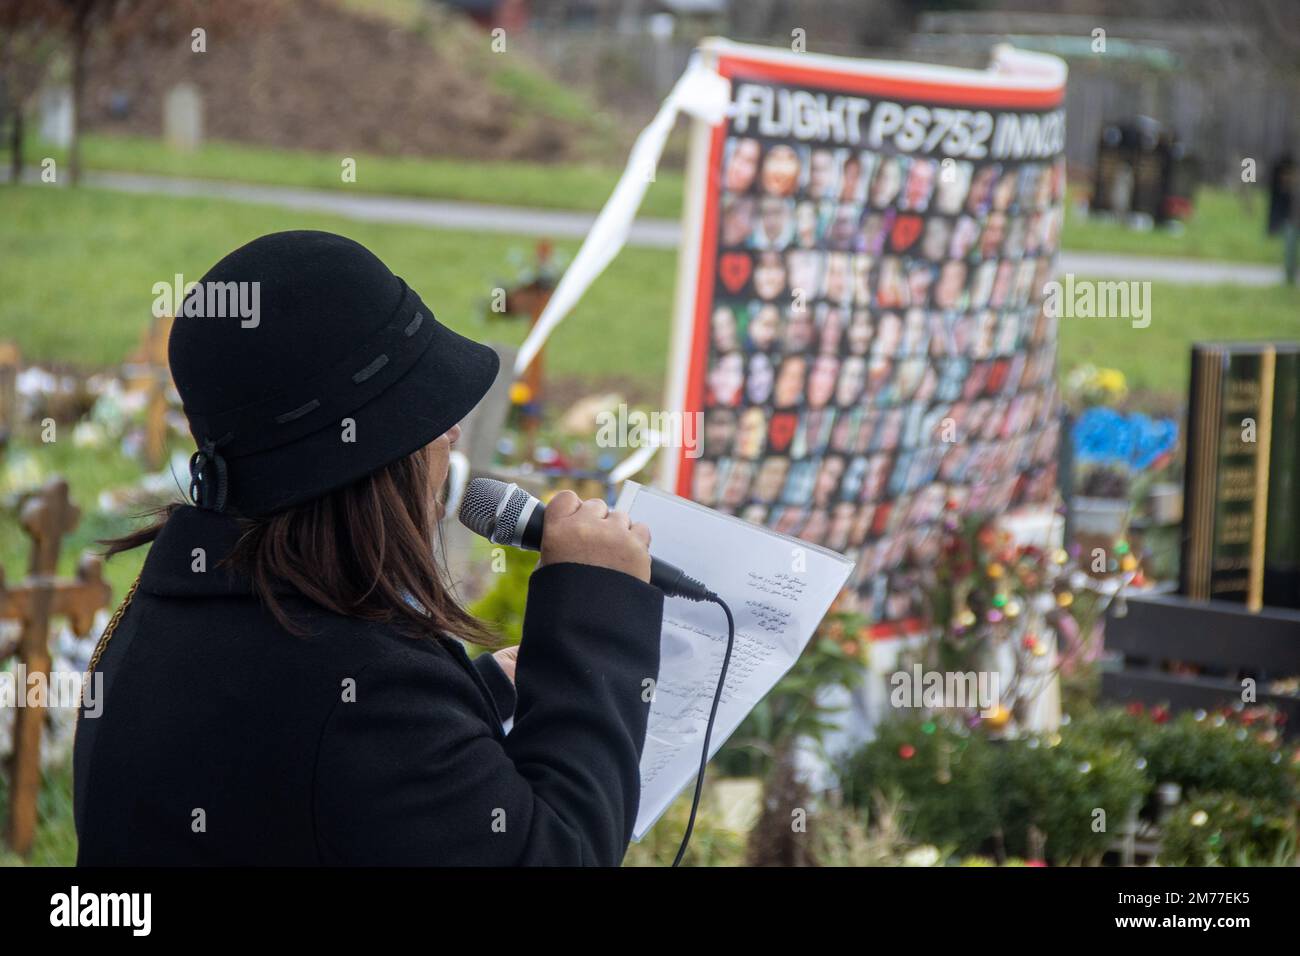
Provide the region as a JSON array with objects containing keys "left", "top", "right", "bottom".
[{"left": 74, "top": 231, "right": 663, "bottom": 866}]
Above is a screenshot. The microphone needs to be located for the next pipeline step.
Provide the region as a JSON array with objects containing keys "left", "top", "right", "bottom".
[{"left": 458, "top": 477, "right": 713, "bottom": 602}]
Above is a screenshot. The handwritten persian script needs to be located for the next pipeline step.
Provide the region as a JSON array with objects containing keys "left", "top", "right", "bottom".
[{"left": 613, "top": 482, "right": 854, "bottom": 840}]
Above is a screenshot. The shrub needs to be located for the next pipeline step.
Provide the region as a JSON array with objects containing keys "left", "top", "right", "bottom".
[
  {"left": 840, "top": 716, "right": 1149, "bottom": 864},
  {"left": 1160, "top": 793, "right": 1298, "bottom": 866},
  {"left": 1141, "top": 713, "right": 1297, "bottom": 804},
  {"left": 840, "top": 717, "right": 1000, "bottom": 857},
  {"left": 996, "top": 729, "right": 1148, "bottom": 864},
  {"left": 808, "top": 795, "right": 952, "bottom": 867},
  {"left": 1067, "top": 707, "right": 1299, "bottom": 805}
]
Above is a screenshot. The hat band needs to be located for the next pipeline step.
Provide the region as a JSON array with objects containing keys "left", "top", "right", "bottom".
[{"left": 182, "top": 279, "right": 436, "bottom": 460}]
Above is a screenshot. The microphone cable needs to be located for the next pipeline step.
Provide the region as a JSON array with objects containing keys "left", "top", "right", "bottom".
[{"left": 672, "top": 591, "right": 734, "bottom": 867}]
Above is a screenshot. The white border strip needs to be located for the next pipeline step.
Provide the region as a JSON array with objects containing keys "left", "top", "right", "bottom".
[{"left": 702, "top": 37, "right": 1067, "bottom": 91}]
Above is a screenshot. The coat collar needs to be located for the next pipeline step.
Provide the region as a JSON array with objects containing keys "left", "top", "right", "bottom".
[{"left": 137, "top": 505, "right": 285, "bottom": 598}]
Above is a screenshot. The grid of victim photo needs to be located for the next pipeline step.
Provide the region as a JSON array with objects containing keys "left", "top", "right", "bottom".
[{"left": 693, "top": 117, "right": 1065, "bottom": 624}]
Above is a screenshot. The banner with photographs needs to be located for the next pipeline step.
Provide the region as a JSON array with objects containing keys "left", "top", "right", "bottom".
[{"left": 666, "top": 42, "right": 1068, "bottom": 629}]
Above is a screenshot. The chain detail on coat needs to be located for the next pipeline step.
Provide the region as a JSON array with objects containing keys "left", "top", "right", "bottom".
[{"left": 79, "top": 574, "right": 141, "bottom": 718}]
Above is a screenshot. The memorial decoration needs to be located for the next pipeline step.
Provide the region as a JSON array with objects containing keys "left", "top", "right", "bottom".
[{"left": 666, "top": 41, "right": 1069, "bottom": 628}]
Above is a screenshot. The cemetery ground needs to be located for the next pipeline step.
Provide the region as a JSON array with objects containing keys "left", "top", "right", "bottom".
[
  {"left": 8, "top": 133, "right": 1290, "bottom": 265},
  {"left": 1, "top": 181, "right": 1298, "bottom": 866}
]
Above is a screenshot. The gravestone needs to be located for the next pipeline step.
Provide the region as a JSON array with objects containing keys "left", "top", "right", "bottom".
[
  {"left": 37, "top": 86, "right": 73, "bottom": 149},
  {"left": 1182, "top": 342, "right": 1300, "bottom": 611},
  {"left": 1091, "top": 117, "right": 1196, "bottom": 226},
  {"left": 163, "top": 83, "right": 203, "bottom": 153},
  {"left": 1103, "top": 341, "right": 1300, "bottom": 735}
]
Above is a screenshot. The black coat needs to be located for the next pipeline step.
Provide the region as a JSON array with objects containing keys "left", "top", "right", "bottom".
[{"left": 73, "top": 506, "right": 664, "bottom": 866}]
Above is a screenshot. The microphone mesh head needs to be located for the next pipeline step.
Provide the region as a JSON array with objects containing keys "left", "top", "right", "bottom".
[
  {"left": 458, "top": 477, "right": 532, "bottom": 545},
  {"left": 493, "top": 486, "right": 529, "bottom": 546},
  {"left": 459, "top": 477, "right": 509, "bottom": 539}
]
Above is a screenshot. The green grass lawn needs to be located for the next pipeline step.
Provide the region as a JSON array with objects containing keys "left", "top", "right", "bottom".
[
  {"left": 12, "top": 134, "right": 689, "bottom": 221},
  {"left": 0, "top": 184, "right": 677, "bottom": 391},
  {"left": 7, "top": 134, "right": 1287, "bottom": 265},
  {"left": 1056, "top": 281, "right": 1300, "bottom": 396},
  {"left": 1063, "top": 185, "right": 1283, "bottom": 266}
]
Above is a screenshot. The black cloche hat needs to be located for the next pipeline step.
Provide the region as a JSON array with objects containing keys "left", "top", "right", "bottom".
[{"left": 169, "top": 230, "right": 500, "bottom": 516}]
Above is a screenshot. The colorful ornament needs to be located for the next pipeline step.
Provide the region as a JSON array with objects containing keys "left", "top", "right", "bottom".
[
  {"left": 899, "top": 744, "right": 916, "bottom": 760},
  {"left": 984, "top": 705, "right": 1011, "bottom": 729}
]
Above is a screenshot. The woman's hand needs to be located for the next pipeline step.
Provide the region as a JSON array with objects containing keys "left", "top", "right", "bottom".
[
  {"left": 537, "top": 491, "right": 652, "bottom": 583},
  {"left": 492, "top": 646, "right": 519, "bottom": 683}
]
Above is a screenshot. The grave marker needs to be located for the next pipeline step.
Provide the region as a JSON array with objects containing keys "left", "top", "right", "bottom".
[
  {"left": 1, "top": 478, "right": 111, "bottom": 857},
  {"left": 163, "top": 82, "right": 203, "bottom": 153}
]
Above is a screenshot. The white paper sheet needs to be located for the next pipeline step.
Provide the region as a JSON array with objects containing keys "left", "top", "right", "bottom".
[{"left": 613, "top": 482, "right": 855, "bottom": 840}]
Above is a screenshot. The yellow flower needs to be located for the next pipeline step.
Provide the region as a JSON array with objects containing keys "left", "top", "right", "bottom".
[{"left": 1094, "top": 368, "right": 1129, "bottom": 400}]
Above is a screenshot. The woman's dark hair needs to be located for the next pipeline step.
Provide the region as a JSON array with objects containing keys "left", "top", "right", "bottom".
[{"left": 101, "top": 444, "right": 496, "bottom": 647}]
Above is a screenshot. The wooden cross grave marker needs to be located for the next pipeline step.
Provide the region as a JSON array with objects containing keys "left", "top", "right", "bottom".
[
  {"left": 123, "top": 314, "right": 175, "bottom": 471},
  {"left": 0, "top": 477, "right": 111, "bottom": 857}
]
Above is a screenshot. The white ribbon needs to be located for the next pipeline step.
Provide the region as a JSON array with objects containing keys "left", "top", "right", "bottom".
[{"left": 513, "top": 59, "right": 730, "bottom": 377}]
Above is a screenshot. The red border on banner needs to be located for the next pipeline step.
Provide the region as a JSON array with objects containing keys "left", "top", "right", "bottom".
[
  {"left": 715, "top": 56, "right": 1067, "bottom": 110},
  {"left": 674, "top": 50, "right": 1065, "bottom": 501}
]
